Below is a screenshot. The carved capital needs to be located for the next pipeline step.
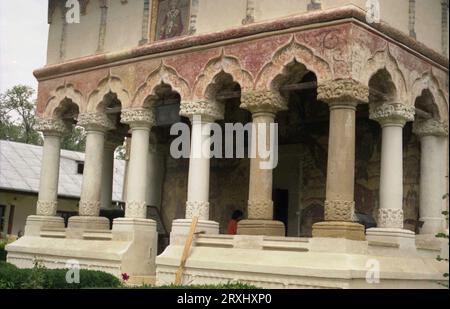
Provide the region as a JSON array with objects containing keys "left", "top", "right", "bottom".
[
  {"left": 36, "top": 200, "right": 58, "bottom": 216},
  {"left": 121, "top": 108, "right": 155, "bottom": 128},
  {"left": 369, "top": 103, "right": 415, "bottom": 126},
  {"left": 34, "top": 118, "right": 69, "bottom": 136},
  {"left": 180, "top": 99, "right": 224, "bottom": 121},
  {"left": 186, "top": 201, "right": 209, "bottom": 220},
  {"left": 413, "top": 119, "right": 449, "bottom": 137},
  {"left": 317, "top": 79, "right": 369, "bottom": 106},
  {"left": 240, "top": 90, "right": 288, "bottom": 114},
  {"left": 125, "top": 201, "right": 147, "bottom": 219},
  {"left": 79, "top": 200, "right": 101, "bottom": 216},
  {"left": 78, "top": 113, "right": 115, "bottom": 132},
  {"left": 378, "top": 208, "right": 403, "bottom": 228},
  {"left": 247, "top": 199, "right": 274, "bottom": 220},
  {"left": 324, "top": 200, "right": 355, "bottom": 221}
]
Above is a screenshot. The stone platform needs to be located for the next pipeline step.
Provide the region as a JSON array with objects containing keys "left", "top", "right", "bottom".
[
  {"left": 6, "top": 216, "right": 158, "bottom": 280},
  {"left": 156, "top": 234, "right": 449, "bottom": 289}
]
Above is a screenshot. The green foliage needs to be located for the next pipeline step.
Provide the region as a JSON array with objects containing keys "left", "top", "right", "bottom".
[
  {"left": 0, "top": 85, "right": 86, "bottom": 152},
  {"left": 0, "top": 261, "right": 122, "bottom": 289},
  {"left": 0, "top": 240, "right": 6, "bottom": 261},
  {"left": 436, "top": 210, "right": 449, "bottom": 287}
]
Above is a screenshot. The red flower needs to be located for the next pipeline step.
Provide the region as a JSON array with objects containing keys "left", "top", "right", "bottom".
[{"left": 121, "top": 273, "right": 130, "bottom": 281}]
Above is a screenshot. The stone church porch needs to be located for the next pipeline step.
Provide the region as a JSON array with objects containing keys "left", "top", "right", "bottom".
[{"left": 5, "top": 5, "right": 449, "bottom": 288}]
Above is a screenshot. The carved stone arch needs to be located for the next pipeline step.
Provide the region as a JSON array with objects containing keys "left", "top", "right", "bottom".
[
  {"left": 411, "top": 71, "right": 449, "bottom": 121},
  {"left": 192, "top": 50, "right": 254, "bottom": 100},
  {"left": 87, "top": 73, "right": 131, "bottom": 112},
  {"left": 44, "top": 83, "right": 84, "bottom": 118},
  {"left": 360, "top": 46, "right": 408, "bottom": 103},
  {"left": 255, "top": 36, "right": 332, "bottom": 91},
  {"left": 132, "top": 62, "right": 190, "bottom": 107}
]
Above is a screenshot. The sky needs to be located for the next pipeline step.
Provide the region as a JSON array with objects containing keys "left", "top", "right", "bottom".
[{"left": 0, "top": 0, "right": 49, "bottom": 95}]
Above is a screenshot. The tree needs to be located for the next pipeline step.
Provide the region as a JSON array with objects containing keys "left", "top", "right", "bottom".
[
  {"left": 0, "top": 85, "right": 86, "bottom": 152},
  {"left": 0, "top": 85, "right": 42, "bottom": 145}
]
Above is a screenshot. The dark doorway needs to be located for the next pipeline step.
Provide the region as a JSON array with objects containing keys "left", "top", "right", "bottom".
[{"left": 273, "top": 189, "right": 288, "bottom": 235}]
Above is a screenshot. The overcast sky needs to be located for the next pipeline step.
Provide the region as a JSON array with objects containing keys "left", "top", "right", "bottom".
[{"left": 0, "top": 0, "right": 49, "bottom": 95}]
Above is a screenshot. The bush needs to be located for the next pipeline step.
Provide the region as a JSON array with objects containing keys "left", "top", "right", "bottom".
[
  {"left": 0, "top": 240, "right": 6, "bottom": 261},
  {"left": 0, "top": 262, "right": 122, "bottom": 289}
]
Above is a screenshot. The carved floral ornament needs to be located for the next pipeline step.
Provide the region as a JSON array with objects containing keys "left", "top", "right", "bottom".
[
  {"left": 369, "top": 103, "right": 415, "bottom": 126},
  {"left": 34, "top": 118, "right": 70, "bottom": 136},
  {"left": 413, "top": 118, "right": 449, "bottom": 137},
  {"left": 240, "top": 90, "right": 288, "bottom": 114},
  {"left": 180, "top": 99, "right": 225, "bottom": 121},
  {"left": 77, "top": 112, "right": 115, "bottom": 132},
  {"left": 317, "top": 79, "right": 369, "bottom": 106},
  {"left": 121, "top": 108, "right": 156, "bottom": 128}
]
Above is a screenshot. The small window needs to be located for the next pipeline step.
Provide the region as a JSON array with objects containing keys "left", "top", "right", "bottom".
[{"left": 76, "top": 161, "right": 84, "bottom": 174}]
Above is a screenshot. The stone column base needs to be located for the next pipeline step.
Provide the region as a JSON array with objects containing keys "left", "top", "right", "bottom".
[
  {"left": 112, "top": 217, "right": 158, "bottom": 276},
  {"left": 366, "top": 228, "right": 415, "bottom": 248},
  {"left": 237, "top": 220, "right": 285, "bottom": 236},
  {"left": 24, "top": 215, "right": 65, "bottom": 236},
  {"left": 312, "top": 221, "right": 365, "bottom": 241},
  {"left": 170, "top": 219, "right": 219, "bottom": 245},
  {"left": 66, "top": 216, "right": 110, "bottom": 238}
]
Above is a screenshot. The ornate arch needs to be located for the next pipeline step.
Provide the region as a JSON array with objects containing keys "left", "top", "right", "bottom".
[
  {"left": 132, "top": 61, "right": 190, "bottom": 107},
  {"left": 44, "top": 83, "right": 84, "bottom": 117},
  {"left": 86, "top": 73, "right": 131, "bottom": 112},
  {"left": 360, "top": 46, "right": 408, "bottom": 104},
  {"left": 255, "top": 36, "right": 332, "bottom": 91},
  {"left": 192, "top": 50, "right": 254, "bottom": 99},
  {"left": 411, "top": 71, "right": 449, "bottom": 121}
]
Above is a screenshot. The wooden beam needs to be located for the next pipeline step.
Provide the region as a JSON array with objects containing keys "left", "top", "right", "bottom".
[{"left": 174, "top": 216, "right": 199, "bottom": 285}]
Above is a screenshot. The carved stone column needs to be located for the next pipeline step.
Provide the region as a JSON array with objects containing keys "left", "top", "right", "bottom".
[
  {"left": 413, "top": 119, "right": 449, "bottom": 235},
  {"left": 170, "top": 99, "right": 224, "bottom": 244},
  {"left": 24, "top": 119, "right": 67, "bottom": 236},
  {"left": 112, "top": 109, "right": 158, "bottom": 276},
  {"left": 312, "top": 79, "right": 368, "bottom": 241},
  {"left": 120, "top": 108, "right": 155, "bottom": 219},
  {"left": 68, "top": 113, "right": 115, "bottom": 231},
  {"left": 238, "top": 90, "right": 288, "bottom": 236},
  {"left": 366, "top": 103, "right": 416, "bottom": 246}
]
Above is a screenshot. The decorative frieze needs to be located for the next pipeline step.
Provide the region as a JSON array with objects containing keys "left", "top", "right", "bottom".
[
  {"left": 78, "top": 200, "right": 101, "bottom": 216},
  {"left": 186, "top": 201, "right": 210, "bottom": 221},
  {"left": 78, "top": 113, "right": 115, "bottom": 132},
  {"left": 377, "top": 208, "right": 404, "bottom": 229},
  {"left": 317, "top": 79, "right": 369, "bottom": 105},
  {"left": 180, "top": 99, "right": 225, "bottom": 121},
  {"left": 369, "top": 103, "right": 415, "bottom": 126},
  {"left": 125, "top": 201, "right": 147, "bottom": 219},
  {"left": 36, "top": 200, "right": 58, "bottom": 217},
  {"left": 34, "top": 118, "right": 69, "bottom": 136},
  {"left": 324, "top": 200, "right": 355, "bottom": 221},
  {"left": 121, "top": 108, "right": 155, "bottom": 128},
  {"left": 248, "top": 200, "right": 273, "bottom": 220},
  {"left": 240, "top": 90, "right": 288, "bottom": 114}
]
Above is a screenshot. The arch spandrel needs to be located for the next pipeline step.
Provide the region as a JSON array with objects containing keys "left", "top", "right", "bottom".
[
  {"left": 192, "top": 51, "right": 253, "bottom": 100},
  {"left": 255, "top": 37, "right": 332, "bottom": 92},
  {"left": 44, "top": 83, "right": 84, "bottom": 118},
  {"left": 86, "top": 74, "right": 131, "bottom": 112},
  {"left": 132, "top": 62, "right": 190, "bottom": 107}
]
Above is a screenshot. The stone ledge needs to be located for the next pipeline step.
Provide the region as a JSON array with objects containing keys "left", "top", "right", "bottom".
[{"left": 312, "top": 221, "right": 365, "bottom": 241}]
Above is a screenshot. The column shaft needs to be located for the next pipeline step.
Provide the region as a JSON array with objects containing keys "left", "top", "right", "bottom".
[
  {"left": 125, "top": 128, "right": 150, "bottom": 218},
  {"left": 79, "top": 130, "right": 106, "bottom": 216},
  {"left": 100, "top": 143, "right": 116, "bottom": 209},
  {"left": 247, "top": 112, "right": 275, "bottom": 220},
  {"left": 186, "top": 118, "right": 211, "bottom": 220},
  {"left": 325, "top": 103, "right": 356, "bottom": 221},
  {"left": 378, "top": 124, "right": 404, "bottom": 228},
  {"left": 37, "top": 134, "right": 62, "bottom": 216}
]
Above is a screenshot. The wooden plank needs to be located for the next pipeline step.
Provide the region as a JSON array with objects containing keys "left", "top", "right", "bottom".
[{"left": 174, "top": 216, "right": 198, "bottom": 285}]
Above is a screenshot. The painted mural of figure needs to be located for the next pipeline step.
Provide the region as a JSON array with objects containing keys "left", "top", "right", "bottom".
[{"left": 160, "top": 0, "right": 184, "bottom": 40}]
